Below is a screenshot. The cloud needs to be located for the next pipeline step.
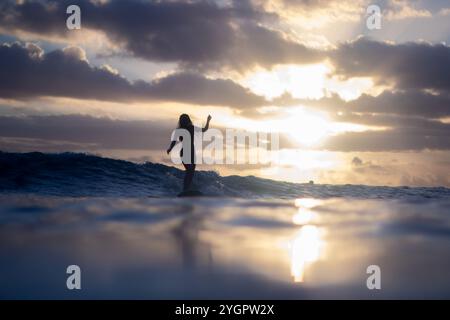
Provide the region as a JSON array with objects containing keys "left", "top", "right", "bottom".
[
  {"left": 137, "top": 72, "right": 267, "bottom": 108},
  {"left": 296, "top": 91, "right": 450, "bottom": 152},
  {"left": 0, "top": 0, "right": 324, "bottom": 70},
  {"left": 277, "top": 88, "right": 450, "bottom": 152},
  {"left": 0, "top": 114, "right": 172, "bottom": 151},
  {"left": 438, "top": 8, "right": 450, "bottom": 16},
  {"left": 343, "top": 91, "right": 450, "bottom": 119},
  {"left": 320, "top": 123, "right": 450, "bottom": 152},
  {"left": 255, "top": 0, "right": 434, "bottom": 31},
  {"left": 1, "top": 1, "right": 449, "bottom": 155},
  {"left": 351, "top": 156, "right": 363, "bottom": 166},
  {"left": 286, "top": 90, "right": 450, "bottom": 119},
  {"left": 384, "top": 0, "right": 432, "bottom": 20},
  {"left": 318, "top": 152, "right": 450, "bottom": 187},
  {"left": 1, "top": 2, "right": 447, "bottom": 80},
  {"left": 258, "top": 0, "right": 366, "bottom": 29},
  {"left": 0, "top": 42, "right": 267, "bottom": 108},
  {"left": 331, "top": 37, "right": 450, "bottom": 92},
  {"left": 0, "top": 114, "right": 295, "bottom": 159},
  {"left": 350, "top": 156, "right": 389, "bottom": 174}
]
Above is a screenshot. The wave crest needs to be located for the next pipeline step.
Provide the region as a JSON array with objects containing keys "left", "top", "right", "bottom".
[{"left": 1, "top": 151, "right": 449, "bottom": 200}]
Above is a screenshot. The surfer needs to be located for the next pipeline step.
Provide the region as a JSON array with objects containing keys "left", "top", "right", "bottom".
[{"left": 167, "top": 114, "right": 211, "bottom": 192}]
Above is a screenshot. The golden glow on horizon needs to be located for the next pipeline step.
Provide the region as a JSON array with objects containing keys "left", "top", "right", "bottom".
[{"left": 440, "top": 117, "right": 450, "bottom": 124}]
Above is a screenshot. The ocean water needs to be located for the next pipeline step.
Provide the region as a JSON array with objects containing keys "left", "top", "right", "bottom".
[
  {"left": 1, "top": 152, "right": 450, "bottom": 299},
  {"left": 1, "top": 151, "right": 448, "bottom": 200}
]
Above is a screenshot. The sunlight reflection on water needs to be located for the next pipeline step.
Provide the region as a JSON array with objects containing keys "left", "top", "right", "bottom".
[
  {"left": 290, "top": 198, "right": 324, "bottom": 282},
  {"left": 1, "top": 195, "right": 450, "bottom": 298}
]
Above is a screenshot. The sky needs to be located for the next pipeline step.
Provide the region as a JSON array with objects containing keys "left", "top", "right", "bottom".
[{"left": 0, "top": 0, "right": 449, "bottom": 187}]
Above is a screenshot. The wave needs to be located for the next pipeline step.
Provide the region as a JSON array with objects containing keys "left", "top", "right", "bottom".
[{"left": 1, "top": 151, "right": 449, "bottom": 200}]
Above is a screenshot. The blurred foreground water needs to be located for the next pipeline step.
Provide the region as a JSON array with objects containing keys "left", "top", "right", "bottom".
[{"left": 1, "top": 195, "right": 450, "bottom": 299}]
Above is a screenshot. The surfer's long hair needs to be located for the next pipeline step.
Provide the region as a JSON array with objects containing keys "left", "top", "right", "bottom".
[{"left": 178, "top": 114, "right": 193, "bottom": 129}]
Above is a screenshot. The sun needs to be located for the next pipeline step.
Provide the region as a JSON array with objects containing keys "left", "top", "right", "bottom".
[
  {"left": 284, "top": 109, "right": 330, "bottom": 146},
  {"left": 261, "top": 107, "right": 331, "bottom": 146},
  {"left": 224, "top": 107, "right": 333, "bottom": 147},
  {"left": 280, "top": 108, "right": 374, "bottom": 147}
]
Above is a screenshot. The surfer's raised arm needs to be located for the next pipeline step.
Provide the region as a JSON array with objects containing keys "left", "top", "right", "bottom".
[
  {"left": 202, "top": 115, "right": 212, "bottom": 133},
  {"left": 166, "top": 140, "right": 177, "bottom": 155}
]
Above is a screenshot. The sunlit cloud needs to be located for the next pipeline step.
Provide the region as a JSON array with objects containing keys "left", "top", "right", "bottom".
[
  {"left": 242, "top": 62, "right": 383, "bottom": 102},
  {"left": 384, "top": 0, "right": 432, "bottom": 20},
  {"left": 438, "top": 8, "right": 450, "bottom": 16},
  {"left": 259, "top": 0, "right": 366, "bottom": 30},
  {"left": 243, "top": 64, "right": 330, "bottom": 100}
]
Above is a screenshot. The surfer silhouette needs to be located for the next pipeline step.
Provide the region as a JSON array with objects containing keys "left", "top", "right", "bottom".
[{"left": 167, "top": 114, "right": 211, "bottom": 194}]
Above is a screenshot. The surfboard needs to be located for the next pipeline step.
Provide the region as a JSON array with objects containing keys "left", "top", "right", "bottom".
[{"left": 177, "top": 190, "right": 204, "bottom": 197}]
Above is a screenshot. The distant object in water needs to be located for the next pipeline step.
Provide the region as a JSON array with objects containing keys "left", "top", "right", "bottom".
[{"left": 309, "top": 180, "right": 314, "bottom": 185}]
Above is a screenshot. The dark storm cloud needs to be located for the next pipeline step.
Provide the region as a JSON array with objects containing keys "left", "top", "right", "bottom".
[
  {"left": 0, "top": 0, "right": 323, "bottom": 70},
  {"left": 331, "top": 37, "right": 450, "bottom": 92},
  {"left": 0, "top": 42, "right": 266, "bottom": 108}
]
